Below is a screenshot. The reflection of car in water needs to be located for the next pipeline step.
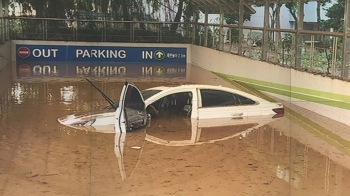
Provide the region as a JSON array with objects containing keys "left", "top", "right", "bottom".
[
  {"left": 58, "top": 79, "right": 284, "bottom": 132},
  {"left": 145, "top": 114, "right": 282, "bottom": 146},
  {"left": 114, "top": 112, "right": 283, "bottom": 181}
]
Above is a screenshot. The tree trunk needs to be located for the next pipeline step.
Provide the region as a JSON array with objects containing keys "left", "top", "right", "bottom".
[
  {"left": 291, "top": 13, "right": 297, "bottom": 29},
  {"left": 170, "top": 0, "right": 184, "bottom": 32},
  {"left": 122, "top": 0, "right": 130, "bottom": 29},
  {"left": 133, "top": 0, "right": 146, "bottom": 29},
  {"left": 275, "top": 4, "right": 282, "bottom": 62},
  {"left": 316, "top": 2, "right": 321, "bottom": 40},
  {"left": 269, "top": 4, "right": 276, "bottom": 42},
  {"left": 31, "top": 1, "right": 46, "bottom": 18},
  {"left": 285, "top": 3, "right": 298, "bottom": 30},
  {"left": 317, "top": 2, "right": 321, "bottom": 30}
]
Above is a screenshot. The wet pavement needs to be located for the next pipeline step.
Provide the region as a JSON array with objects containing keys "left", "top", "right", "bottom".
[{"left": 0, "top": 64, "right": 350, "bottom": 196}]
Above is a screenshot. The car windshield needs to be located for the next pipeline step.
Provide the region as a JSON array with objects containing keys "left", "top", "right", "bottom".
[
  {"left": 104, "top": 89, "right": 162, "bottom": 110},
  {"left": 141, "top": 89, "right": 162, "bottom": 100}
]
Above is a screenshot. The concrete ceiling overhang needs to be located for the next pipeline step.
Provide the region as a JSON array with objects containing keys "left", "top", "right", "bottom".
[
  {"left": 191, "top": 0, "right": 256, "bottom": 14},
  {"left": 191, "top": 0, "right": 319, "bottom": 14}
]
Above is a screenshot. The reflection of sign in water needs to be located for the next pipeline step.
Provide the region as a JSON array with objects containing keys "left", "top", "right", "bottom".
[
  {"left": 18, "top": 64, "right": 59, "bottom": 76},
  {"left": 142, "top": 66, "right": 185, "bottom": 77},
  {"left": 16, "top": 62, "right": 186, "bottom": 78},
  {"left": 32, "top": 65, "right": 59, "bottom": 76},
  {"left": 76, "top": 65, "right": 126, "bottom": 77},
  {"left": 154, "top": 66, "right": 165, "bottom": 76},
  {"left": 18, "top": 64, "right": 31, "bottom": 76}
]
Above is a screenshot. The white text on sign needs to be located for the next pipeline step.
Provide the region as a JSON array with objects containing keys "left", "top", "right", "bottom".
[
  {"left": 32, "top": 49, "right": 59, "bottom": 58},
  {"left": 142, "top": 51, "right": 153, "bottom": 59},
  {"left": 76, "top": 49, "right": 126, "bottom": 58}
]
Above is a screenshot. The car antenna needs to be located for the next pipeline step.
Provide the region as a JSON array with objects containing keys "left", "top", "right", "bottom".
[{"left": 85, "top": 78, "right": 117, "bottom": 110}]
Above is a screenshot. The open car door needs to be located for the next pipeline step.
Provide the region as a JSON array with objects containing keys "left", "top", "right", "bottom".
[{"left": 115, "top": 82, "right": 148, "bottom": 132}]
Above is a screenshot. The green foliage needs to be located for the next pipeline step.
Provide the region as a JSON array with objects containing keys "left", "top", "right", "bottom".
[
  {"left": 301, "top": 47, "right": 342, "bottom": 74},
  {"left": 226, "top": 28, "right": 239, "bottom": 43},
  {"left": 195, "top": 26, "right": 217, "bottom": 47},
  {"left": 284, "top": 3, "right": 298, "bottom": 16},
  {"left": 8, "top": 0, "right": 198, "bottom": 42},
  {"left": 279, "top": 33, "right": 294, "bottom": 65},
  {"left": 223, "top": 13, "right": 250, "bottom": 25},
  {"left": 223, "top": 13, "right": 250, "bottom": 43},
  {"left": 9, "top": 0, "right": 74, "bottom": 18},
  {"left": 281, "top": 33, "right": 293, "bottom": 52},
  {"left": 318, "top": 0, "right": 332, "bottom": 6},
  {"left": 145, "top": 0, "right": 162, "bottom": 12},
  {"left": 10, "top": 19, "right": 189, "bottom": 43},
  {"left": 321, "top": 0, "right": 345, "bottom": 32}
]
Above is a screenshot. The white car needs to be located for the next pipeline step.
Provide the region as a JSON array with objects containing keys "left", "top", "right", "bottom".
[{"left": 58, "top": 80, "right": 285, "bottom": 132}]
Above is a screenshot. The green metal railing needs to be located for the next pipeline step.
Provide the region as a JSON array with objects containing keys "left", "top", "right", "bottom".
[{"left": 1, "top": 17, "right": 349, "bottom": 79}]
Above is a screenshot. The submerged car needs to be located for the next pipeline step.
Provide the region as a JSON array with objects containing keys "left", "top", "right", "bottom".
[{"left": 58, "top": 79, "right": 285, "bottom": 132}]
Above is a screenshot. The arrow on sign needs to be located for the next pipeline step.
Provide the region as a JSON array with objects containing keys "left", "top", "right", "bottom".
[{"left": 154, "top": 50, "right": 165, "bottom": 60}]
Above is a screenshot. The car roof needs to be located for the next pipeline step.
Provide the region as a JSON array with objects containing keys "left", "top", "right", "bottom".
[
  {"left": 145, "top": 84, "right": 265, "bottom": 101},
  {"left": 147, "top": 84, "right": 227, "bottom": 89}
]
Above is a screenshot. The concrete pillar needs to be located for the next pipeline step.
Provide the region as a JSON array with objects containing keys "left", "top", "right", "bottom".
[
  {"left": 261, "top": 0, "right": 270, "bottom": 61},
  {"left": 192, "top": 9, "right": 197, "bottom": 44},
  {"left": 0, "top": 0, "right": 3, "bottom": 43},
  {"left": 341, "top": 0, "right": 350, "bottom": 78},
  {"left": 335, "top": 165, "right": 342, "bottom": 196},
  {"left": 270, "top": 128, "right": 274, "bottom": 155},
  {"left": 238, "top": 0, "right": 244, "bottom": 55},
  {"left": 258, "top": 126, "right": 264, "bottom": 151},
  {"left": 294, "top": 0, "right": 304, "bottom": 67},
  {"left": 4, "top": 0, "right": 9, "bottom": 40},
  {"left": 204, "top": 8, "right": 209, "bottom": 47},
  {"left": 219, "top": 7, "right": 224, "bottom": 50},
  {"left": 303, "top": 145, "right": 308, "bottom": 176}
]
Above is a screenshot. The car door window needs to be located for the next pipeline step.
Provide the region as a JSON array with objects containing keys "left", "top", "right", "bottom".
[
  {"left": 200, "top": 89, "right": 256, "bottom": 107},
  {"left": 124, "top": 85, "right": 144, "bottom": 111},
  {"left": 233, "top": 94, "right": 256, "bottom": 105},
  {"left": 200, "top": 89, "right": 236, "bottom": 107},
  {"left": 147, "top": 91, "right": 192, "bottom": 118}
]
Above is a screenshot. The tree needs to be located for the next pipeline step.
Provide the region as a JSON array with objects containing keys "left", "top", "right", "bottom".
[
  {"left": 284, "top": 3, "right": 298, "bottom": 28},
  {"left": 170, "top": 0, "right": 185, "bottom": 31},
  {"left": 253, "top": 3, "right": 282, "bottom": 43},
  {"left": 317, "top": 0, "right": 331, "bottom": 31},
  {"left": 9, "top": 0, "right": 74, "bottom": 18},
  {"left": 224, "top": 13, "right": 250, "bottom": 43},
  {"left": 321, "top": 0, "right": 345, "bottom": 32}
]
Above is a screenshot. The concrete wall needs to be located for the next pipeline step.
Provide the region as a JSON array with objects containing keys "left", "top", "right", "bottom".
[
  {"left": 190, "top": 45, "right": 350, "bottom": 126},
  {"left": 0, "top": 41, "right": 11, "bottom": 71},
  {"left": 191, "top": 45, "right": 350, "bottom": 97},
  {"left": 0, "top": 57, "right": 13, "bottom": 96}
]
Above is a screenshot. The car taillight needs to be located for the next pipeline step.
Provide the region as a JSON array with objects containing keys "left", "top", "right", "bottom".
[{"left": 272, "top": 108, "right": 284, "bottom": 118}]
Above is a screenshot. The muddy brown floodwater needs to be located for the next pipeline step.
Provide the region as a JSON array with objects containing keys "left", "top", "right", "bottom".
[{"left": 0, "top": 65, "right": 350, "bottom": 196}]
